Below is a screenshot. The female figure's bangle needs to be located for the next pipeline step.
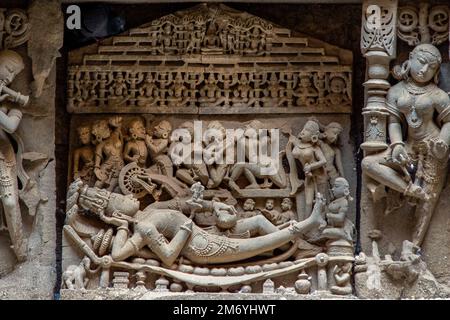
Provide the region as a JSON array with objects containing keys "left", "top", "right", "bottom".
[{"left": 390, "top": 141, "right": 405, "bottom": 148}]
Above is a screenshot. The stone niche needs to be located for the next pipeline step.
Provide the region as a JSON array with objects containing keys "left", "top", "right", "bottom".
[
  {"left": 61, "top": 3, "right": 357, "bottom": 298},
  {"left": 0, "top": 1, "right": 62, "bottom": 299}
]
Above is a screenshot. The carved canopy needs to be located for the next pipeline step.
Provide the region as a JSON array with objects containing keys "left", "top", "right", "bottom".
[{"left": 67, "top": 4, "right": 352, "bottom": 115}]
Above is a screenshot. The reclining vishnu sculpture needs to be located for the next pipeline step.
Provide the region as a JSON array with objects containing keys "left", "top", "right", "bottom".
[{"left": 65, "top": 179, "right": 326, "bottom": 266}]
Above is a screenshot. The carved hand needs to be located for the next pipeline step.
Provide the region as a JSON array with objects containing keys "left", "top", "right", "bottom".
[
  {"left": 304, "top": 164, "right": 311, "bottom": 174},
  {"left": 430, "top": 139, "right": 449, "bottom": 160},
  {"left": 392, "top": 144, "right": 410, "bottom": 164}
]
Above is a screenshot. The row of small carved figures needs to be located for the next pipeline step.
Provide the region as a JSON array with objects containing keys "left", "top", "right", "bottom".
[
  {"left": 72, "top": 117, "right": 344, "bottom": 199},
  {"left": 68, "top": 72, "right": 350, "bottom": 106},
  {"left": 134, "top": 24, "right": 273, "bottom": 53}
]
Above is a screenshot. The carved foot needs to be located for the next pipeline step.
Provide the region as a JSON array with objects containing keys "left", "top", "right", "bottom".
[
  {"left": 228, "top": 180, "right": 242, "bottom": 194},
  {"left": 403, "top": 183, "right": 430, "bottom": 201},
  {"left": 245, "top": 183, "right": 260, "bottom": 189}
]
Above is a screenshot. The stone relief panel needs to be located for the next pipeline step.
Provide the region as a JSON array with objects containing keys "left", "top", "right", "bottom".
[
  {"left": 62, "top": 4, "right": 356, "bottom": 297},
  {"left": 66, "top": 4, "right": 352, "bottom": 115},
  {"left": 0, "top": 1, "right": 61, "bottom": 300}
]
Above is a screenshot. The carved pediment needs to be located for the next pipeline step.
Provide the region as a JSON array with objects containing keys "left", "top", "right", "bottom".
[{"left": 67, "top": 3, "right": 352, "bottom": 114}]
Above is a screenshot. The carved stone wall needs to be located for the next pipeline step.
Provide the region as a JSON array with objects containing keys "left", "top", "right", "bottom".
[{"left": 61, "top": 3, "right": 357, "bottom": 296}]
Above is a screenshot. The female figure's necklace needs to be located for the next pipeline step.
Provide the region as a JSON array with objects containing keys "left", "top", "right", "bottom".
[
  {"left": 404, "top": 78, "right": 434, "bottom": 95},
  {"left": 404, "top": 79, "right": 432, "bottom": 128}
]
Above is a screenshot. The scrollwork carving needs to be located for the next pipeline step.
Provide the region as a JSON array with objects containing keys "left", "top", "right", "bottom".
[{"left": 0, "top": 9, "right": 30, "bottom": 49}]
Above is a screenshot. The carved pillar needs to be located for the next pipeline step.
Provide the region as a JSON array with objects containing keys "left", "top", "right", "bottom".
[{"left": 360, "top": 0, "right": 398, "bottom": 153}]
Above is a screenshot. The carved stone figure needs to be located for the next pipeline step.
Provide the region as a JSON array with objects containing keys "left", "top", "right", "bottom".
[
  {"left": 92, "top": 117, "right": 124, "bottom": 192},
  {"left": 147, "top": 120, "right": 173, "bottom": 177},
  {"left": 239, "top": 198, "right": 259, "bottom": 219},
  {"left": 319, "top": 122, "right": 345, "bottom": 188},
  {"left": 228, "top": 120, "right": 287, "bottom": 194},
  {"left": 73, "top": 125, "right": 95, "bottom": 185},
  {"left": 66, "top": 180, "right": 325, "bottom": 266},
  {"left": 362, "top": 44, "right": 450, "bottom": 246},
  {"left": 330, "top": 262, "right": 352, "bottom": 295},
  {"left": 203, "top": 121, "right": 229, "bottom": 189},
  {"left": 261, "top": 199, "right": 281, "bottom": 225},
  {"left": 279, "top": 198, "right": 296, "bottom": 224},
  {"left": 123, "top": 118, "right": 149, "bottom": 167},
  {"left": 321, "top": 177, "right": 354, "bottom": 242},
  {"left": 0, "top": 49, "right": 28, "bottom": 262},
  {"left": 62, "top": 256, "right": 98, "bottom": 290},
  {"left": 325, "top": 77, "right": 350, "bottom": 106},
  {"left": 172, "top": 121, "right": 209, "bottom": 186},
  {"left": 286, "top": 120, "right": 328, "bottom": 217}
]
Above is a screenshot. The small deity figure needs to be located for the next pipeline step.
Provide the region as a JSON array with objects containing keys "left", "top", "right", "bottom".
[
  {"left": 362, "top": 44, "right": 450, "bottom": 246},
  {"left": 79, "top": 72, "right": 93, "bottom": 101},
  {"left": 137, "top": 73, "right": 158, "bottom": 107},
  {"left": 231, "top": 74, "right": 253, "bottom": 107},
  {"left": 109, "top": 72, "right": 128, "bottom": 99},
  {"left": 279, "top": 198, "right": 296, "bottom": 224},
  {"left": 159, "top": 23, "right": 174, "bottom": 52},
  {"left": 325, "top": 77, "right": 350, "bottom": 106},
  {"left": 199, "top": 73, "right": 220, "bottom": 107},
  {"left": 171, "top": 121, "right": 209, "bottom": 186},
  {"left": 146, "top": 120, "right": 173, "bottom": 177},
  {"left": 73, "top": 125, "right": 95, "bottom": 185},
  {"left": 330, "top": 263, "right": 352, "bottom": 295},
  {"left": 203, "top": 121, "right": 230, "bottom": 188},
  {"left": 286, "top": 120, "right": 328, "bottom": 218},
  {"left": 261, "top": 199, "right": 281, "bottom": 225},
  {"left": 203, "top": 22, "right": 221, "bottom": 50},
  {"left": 321, "top": 177, "right": 354, "bottom": 242},
  {"left": 245, "top": 27, "right": 262, "bottom": 55},
  {"left": 123, "top": 118, "right": 149, "bottom": 167},
  {"left": 0, "top": 49, "right": 28, "bottom": 261},
  {"left": 227, "top": 120, "right": 287, "bottom": 193},
  {"left": 294, "top": 74, "right": 317, "bottom": 107},
  {"left": 263, "top": 73, "right": 285, "bottom": 108},
  {"left": 319, "top": 122, "right": 345, "bottom": 187},
  {"left": 62, "top": 256, "right": 99, "bottom": 290},
  {"left": 92, "top": 117, "right": 124, "bottom": 192},
  {"left": 168, "top": 73, "right": 188, "bottom": 107},
  {"left": 238, "top": 198, "right": 260, "bottom": 219}
]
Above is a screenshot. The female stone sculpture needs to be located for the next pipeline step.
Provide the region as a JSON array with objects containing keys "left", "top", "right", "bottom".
[
  {"left": 0, "top": 50, "right": 27, "bottom": 261},
  {"left": 286, "top": 120, "right": 328, "bottom": 217},
  {"left": 362, "top": 44, "right": 450, "bottom": 246},
  {"left": 319, "top": 122, "right": 344, "bottom": 186}
]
